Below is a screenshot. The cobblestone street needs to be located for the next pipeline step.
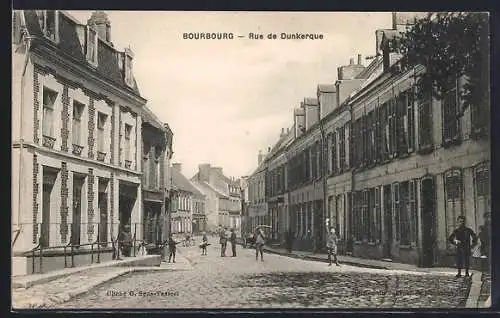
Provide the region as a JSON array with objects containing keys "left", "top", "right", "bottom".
[{"left": 57, "top": 243, "right": 471, "bottom": 309}]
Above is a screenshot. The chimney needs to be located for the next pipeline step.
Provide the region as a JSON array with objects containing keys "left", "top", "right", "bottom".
[
  {"left": 198, "top": 163, "right": 211, "bottom": 182},
  {"left": 349, "top": 58, "right": 355, "bottom": 65},
  {"left": 287, "top": 128, "right": 290, "bottom": 134},
  {"left": 258, "top": 150, "right": 264, "bottom": 165},
  {"left": 358, "top": 54, "right": 362, "bottom": 65},
  {"left": 88, "top": 11, "right": 112, "bottom": 43},
  {"left": 280, "top": 128, "right": 285, "bottom": 137},
  {"left": 172, "top": 163, "right": 182, "bottom": 173}
]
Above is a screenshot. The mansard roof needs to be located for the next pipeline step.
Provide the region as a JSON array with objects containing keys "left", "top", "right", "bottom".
[{"left": 23, "top": 10, "right": 142, "bottom": 98}]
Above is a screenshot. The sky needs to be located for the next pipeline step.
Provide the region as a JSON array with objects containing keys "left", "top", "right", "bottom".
[{"left": 68, "top": 11, "right": 393, "bottom": 179}]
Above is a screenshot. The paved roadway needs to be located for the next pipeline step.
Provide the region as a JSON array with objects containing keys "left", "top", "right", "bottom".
[{"left": 58, "top": 243, "right": 471, "bottom": 309}]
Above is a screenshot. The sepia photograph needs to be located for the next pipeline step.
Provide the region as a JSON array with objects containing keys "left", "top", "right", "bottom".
[{"left": 11, "top": 10, "right": 491, "bottom": 310}]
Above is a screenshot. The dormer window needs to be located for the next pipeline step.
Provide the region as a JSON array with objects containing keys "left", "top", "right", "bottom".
[
  {"left": 124, "top": 48, "right": 134, "bottom": 87},
  {"left": 37, "top": 10, "right": 59, "bottom": 43},
  {"left": 86, "top": 26, "right": 98, "bottom": 66}
]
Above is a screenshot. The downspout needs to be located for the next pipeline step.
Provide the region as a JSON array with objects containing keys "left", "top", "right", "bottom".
[
  {"left": 15, "top": 30, "right": 36, "bottom": 245},
  {"left": 318, "top": 121, "right": 328, "bottom": 253}
]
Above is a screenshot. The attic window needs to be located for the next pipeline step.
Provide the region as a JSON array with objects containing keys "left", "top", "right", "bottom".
[
  {"left": 37, "top": 10, "right": 59, "bottom": 43},
  {"left": 124, "top": 53, "right": 133, "bottom": 87},
  {"left": 86, "top": 26, "right": 98, "bottom": 66}
]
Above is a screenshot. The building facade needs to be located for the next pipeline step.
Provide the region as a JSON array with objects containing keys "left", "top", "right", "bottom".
[
  {"left": 257, "top": 12, "right": 490, "bottom": 267},
  {"left": 12, "top": 10, "right": 150, "bottom": 275},
  {"left": 170, "top": 163, "right": 204, "bottom": 234},
  {"left": 247, "top": 153, "right": 268, "bottom": 233},
  {"left": 141, "top": 107, "right": 173, "bottom": 245},
  {"left": 191, "top": 164, "right": 241, "bottom": 232}
]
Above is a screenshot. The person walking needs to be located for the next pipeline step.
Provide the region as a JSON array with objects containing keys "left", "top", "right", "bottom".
[
  {"left": 201, "top": 232, "right": 209, "bottom": 256},
  {"left": 230, "top": 228, "right": 237, "bottom": 257},
  {"left": 255, "top": 228, "right": 266, "bottom": 261},
  {"left": 448, "top": 216, "right": 478, "bottom": 278},
  {"left": 167, "top": 234, "right": 179, "bottom": 263},
  {"left": 327, "top": 227, "right": 340, "bottom": 266},
  {"left": 220, "top": 227, "right": 228, "bottom": 257}
]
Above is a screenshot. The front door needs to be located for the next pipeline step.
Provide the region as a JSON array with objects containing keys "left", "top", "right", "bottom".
[
  {"left": 72, "top": 176, "right": 84, "bottom": 246},
  {"left": 41, "top": 183, "right": 53, "bottom": 248},
  {"left": 98, "top": 192, "right": 108, "bottom": 245},
  {"left": 383, "top": 185, "right": 393, "bottom": 259},
  {"left": 421, "top": 177, "right": 436, "bottom": 267}
]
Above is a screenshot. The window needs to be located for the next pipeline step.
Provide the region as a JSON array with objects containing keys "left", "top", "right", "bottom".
[
  {"left": 380, "top": 102, "right": 389, "bottom": 161},
  {"left": 37, "top": 10, "right": 58, "bottom": 42},
  {"left": 42, "top": 87, "right": 58, "bottom": 137},
  {"left": 155, "top": 147, "right": 161, "bottom": 188},
  {"left": 124, "top": 124, "right": 132, "bottom": 161},
  {"left": 475, "top": 163, "right": 490, "bottom": 227},
  {"left": 86, "top": 26, "right": 98, "bottom": 65},
  {"left": 397, "top": 92, "right": 408, "bottom": 155},
  {"left": 399, "top": 182, "right": 411, "bottom": 246},
  {"left": 374, "top": 187, "right": 382, "bottom": 242},
  {"left": 124, "top": 54, "right": 133, "bottom": 87},
  {"left": 72, "top": 101, "right": 84, "bottom": 146},
  {"left": 339, "top": 126, "right": 346, "bottom": 171},
  {"left": 362, "top": 115, "right": 368, "bottom": 165},
  {"left": 97, "top": 112, "right": 107, "bottom": 153},
  {"left": 407, "top": 88, "right": 415, "bottom": 152},
  {"left": 393, "top": 183, "right": 400, "bottom": 241},
  {"left": 353, "top": 191, "right": 363, "bottom": 241},
  {"left": 418, "top": 91, "right": 433, "bottom": 151},
  {"left": 362, "top": 190, "right": 371, "bottom": 242},
  {"left": 388, "top": 98, "right": 397, "bottom": 157},
  {"left": 331, "top": 132, "right": 337, "bottom": 174},
  {"left": 374, "top": 106, "right": 382, "bottom": 163},
  {"left": 444, "top": 169, "right": 463, "bottom": 248},
  {"left": 442, "top": 78, "right": 461, "bottom": 145}
]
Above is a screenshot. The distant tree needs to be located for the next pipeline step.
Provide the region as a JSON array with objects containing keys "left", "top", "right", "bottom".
[{"left": 393, "top": 12, "right": 490, "bottom": 117}]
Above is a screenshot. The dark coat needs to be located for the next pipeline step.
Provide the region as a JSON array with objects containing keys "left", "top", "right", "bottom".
[
  {"left": 230, "top": 232, "right": 237, "bottom": 244},
  {"left": 168, "top": 238, "right": 178, "bottom": 250},
  {"left": 448, "top": 226, "right": 478, "bottom": 250}
]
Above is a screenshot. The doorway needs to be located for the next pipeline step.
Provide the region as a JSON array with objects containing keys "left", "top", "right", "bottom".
[
  {"left": 41, "top": 168, "right": 57, "bottom": 248},
  {"left": 98, "top": 179, "right": 109, "bottom": 246},
  {"left": 72, "top": 174, "right": 85, "bottom": 246},
  {"left": 383, "top": 184, "right": 393, "bottom": 259},
  {"left": 421, "top": 176, "right": 436, "bottom": 267}
]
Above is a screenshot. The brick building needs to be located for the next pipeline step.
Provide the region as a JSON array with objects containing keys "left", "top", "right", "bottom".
[
  {"left": 257, "top": 12, "right": 490, "bottom": 267},
  {"left": 12, "top": 10, "right": 148, "bottom": 275}
]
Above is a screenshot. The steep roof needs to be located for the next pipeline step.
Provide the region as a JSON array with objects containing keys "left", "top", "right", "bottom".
[
  {"left": 192, "top": 180, "right": 229, "bottom": 199},
  {"left": 23, "top": 10, "right": 142, "bottom": 97},
  {"left": 171, "top": 168, "right": 204, "bottom": 197},
  {"left": 142, "top": 106, "right": 165, "bottom": 131}
]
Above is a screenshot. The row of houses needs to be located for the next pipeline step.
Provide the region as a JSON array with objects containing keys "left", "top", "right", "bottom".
[
  {"left": 242, "top": 12, "right": 490, "bottom": 268},
  {"left": 11, "top": 10, "right": 182, "bottom": 276}
]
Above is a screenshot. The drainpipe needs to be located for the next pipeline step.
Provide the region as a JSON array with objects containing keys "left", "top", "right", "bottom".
[{"left": 16, "top": 31, "right": 36, "bottom": 244}]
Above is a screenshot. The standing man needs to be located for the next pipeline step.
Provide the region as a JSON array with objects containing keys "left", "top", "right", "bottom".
[
  {"left": 201, "top": 232, "right": 209, "bottom": 256},
  {"left": 220, "top": 227, "right": 228, "bottom": 257},
  {"left": 230, "top": 228, "right": 237, "bottom": 257},
  {"left": 255, "top": 228, "right": 266, "bottom": 262},
  {"left": 118, "top": 225, "right": 133, "bottom": 257},
  {"left": 327, "top": 227, "right": 340, "bottom": 266},
  {"left": 448, "top": 216, "right": 478, "bottom": 278},
  {"left": 167, "top": 234, "right": 179, "bottom": 263},
  {"left": 285, "top": 228, "right": 295, "bottom": 254}
]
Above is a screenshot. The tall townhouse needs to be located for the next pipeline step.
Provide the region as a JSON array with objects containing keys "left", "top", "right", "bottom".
[
  {"left": 191, "top": 164, "right": 241, "bottom": 231},
  {"left": 265, "top": 128, "right": 294, "bottom": 242},
  {"left": 347, "top": 17, "right": 490, "bottom": 267},
  {"left": 240, "top": 176, "right": 250, "bottom": 234},
  {"left": 12, "top": 11, "right": 146, "bottom": 275},
  {"left": 141, "top": 107, "right": 173, "bottom": 245},
  {"left": 247, "top": 152, "right": 268, "bottom": 232}
]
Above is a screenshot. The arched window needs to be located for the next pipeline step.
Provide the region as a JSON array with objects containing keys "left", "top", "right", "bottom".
[{"left": 444, "top": 168, "right": 463, "bottom": 248}]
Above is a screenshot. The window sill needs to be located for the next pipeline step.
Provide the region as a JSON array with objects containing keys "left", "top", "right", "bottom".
[
  {"left": 72, "top": 144, "right": 84, "bottom": 156},
  {"left": 42, "top": 135, "right": 56, "bottom": 149}
]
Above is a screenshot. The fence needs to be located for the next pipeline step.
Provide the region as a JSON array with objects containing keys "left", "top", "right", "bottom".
[{"left": 25, "top": 222, "right": 159, "bottom": 274}]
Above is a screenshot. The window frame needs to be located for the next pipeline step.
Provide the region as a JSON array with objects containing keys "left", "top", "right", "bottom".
[
  {"left": 86, "top": 25, "right": 99, "bottom": 67},
  {"left": 441, "top": 77, "right": 461, "bottom": 146},
  {"left": 444, "top": 168, "right": 464, "bottom": 249},
  {"left": 42, "top": 86, "right": 58, "bottom": 138},
  {"left": 38, "top": 10, "right": 59, "bottom": 43}
]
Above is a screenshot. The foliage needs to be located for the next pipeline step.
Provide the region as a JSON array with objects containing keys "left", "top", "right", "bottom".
[{"left": 394, "top": 12, "right": 489, "bottom": 116}]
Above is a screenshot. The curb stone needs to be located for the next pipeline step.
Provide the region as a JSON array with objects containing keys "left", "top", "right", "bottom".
[{"left": 465, "top": 271, "right": 482, "bottom": 308}]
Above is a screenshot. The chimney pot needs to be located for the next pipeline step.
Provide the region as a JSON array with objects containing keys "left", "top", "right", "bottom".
[
  {"left": 349, "top": 58, "right": 354, "bottom": 65},
  {"left": 358, "top": 54, "right": 362, "bottom": 65},
  {"left": 268, "top": 147, "right": 271, "bottom": 152},
  {"left": 88, "top": 11, "right": 111, "bottom": 43}
]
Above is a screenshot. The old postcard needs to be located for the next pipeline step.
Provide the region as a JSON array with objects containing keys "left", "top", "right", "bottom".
[{"left": 11, "top": 10, "right": 491, "bottom": 310}]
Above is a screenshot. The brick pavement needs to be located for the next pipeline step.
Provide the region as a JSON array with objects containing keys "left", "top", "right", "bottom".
[{"left": 56, "top": 243, "right": 471, "bottom": 309}]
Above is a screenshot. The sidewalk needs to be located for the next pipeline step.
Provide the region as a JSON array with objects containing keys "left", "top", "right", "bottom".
[{"left": 12, "top": 253, "right": 192, "bottom": 309}]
